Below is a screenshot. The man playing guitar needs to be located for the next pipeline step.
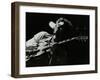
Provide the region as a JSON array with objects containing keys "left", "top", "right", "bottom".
[{"left": 26, "top": 17, "right": 88, "bottom": 66}]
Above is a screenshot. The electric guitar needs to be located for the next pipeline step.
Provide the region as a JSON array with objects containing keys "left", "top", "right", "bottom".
[{"left": 26, "top": 36, "right": 88, "bottom": 62}]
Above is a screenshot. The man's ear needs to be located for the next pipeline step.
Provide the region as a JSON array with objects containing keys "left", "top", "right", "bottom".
[{"left": 49, "top": 21, "right": 56, "bottom": 29}]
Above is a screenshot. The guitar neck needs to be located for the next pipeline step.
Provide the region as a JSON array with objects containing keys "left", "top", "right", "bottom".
[{"left": 57, "top": 36, "right": 88, "bottom": 45}]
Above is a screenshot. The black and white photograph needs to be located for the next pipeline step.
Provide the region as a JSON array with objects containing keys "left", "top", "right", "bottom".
[
  {"left": 11, "top": 2, "right": 97, "bottom": 78},
  {"left": 26, "top": 13, "right": 89, "bottom": 67}
]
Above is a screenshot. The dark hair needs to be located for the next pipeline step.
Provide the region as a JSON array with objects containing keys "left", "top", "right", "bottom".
[{"left": 55, "top": 18, "right": 74, "bottom": 42}]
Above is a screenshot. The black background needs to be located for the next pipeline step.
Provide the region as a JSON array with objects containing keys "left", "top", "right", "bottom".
[{"left": 26, "top": 12, "right": 89, "bottom": 67}]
